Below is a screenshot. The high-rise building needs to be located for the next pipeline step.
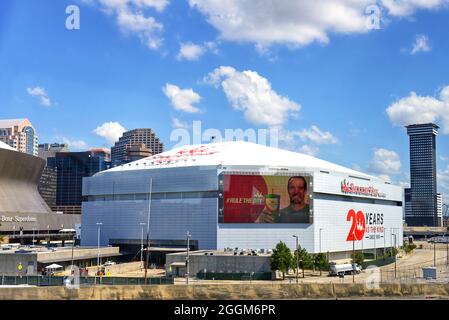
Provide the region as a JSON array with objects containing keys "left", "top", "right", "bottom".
[
  {"left": 38, "top": 143, "right": 69, "bottom": 162},
  {"left": 125, "top": 143, "right": 152, "bottom": 163},
  {"left": 437, "top": 193, "right": 443, "bottom": 227},
  {"left": 38, "top": 166, "right": 57, "bottom": 208},
  {"left": 0, "top": 119, "right": 38, "bottom": 156},
  {"left": 47, "top": 149, "right": 111, "bottom": 214},
  {"left": 405, "top": 123, "right": 439, "bottom": 226},
  {"left": 111, "top": 129, "right": 163, "bottom": 166},
  {"left": 404, "top": 188, "right": 412, "bottom": 223}
]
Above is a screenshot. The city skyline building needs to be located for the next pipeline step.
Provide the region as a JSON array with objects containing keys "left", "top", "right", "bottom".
[
  {"left": 47, "top": 149, "right": 111, "bottom": 215},
  {"left": 111, "top": 128, "right": 163, "bottom": 166},
  {"left": 405, "top": 123, "right": 439, "bottom": 227},
  {"left": 38, "top": 143, "right": 70, "bottom": 162},
  {"left": 0, "top": 118, "right": 38, "bottom": 156}
]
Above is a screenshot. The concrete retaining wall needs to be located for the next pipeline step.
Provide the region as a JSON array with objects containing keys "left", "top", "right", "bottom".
[{"left": 0, "top": 283, "right": 448, "bottom": 300}]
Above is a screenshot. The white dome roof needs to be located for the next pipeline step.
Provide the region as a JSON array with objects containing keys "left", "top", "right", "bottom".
[
  {"left": 107, "top": 140, "right": 378, "bottom": 180},
  {"left": 0, "top": 141, "right": 15, "bottom": 151}
]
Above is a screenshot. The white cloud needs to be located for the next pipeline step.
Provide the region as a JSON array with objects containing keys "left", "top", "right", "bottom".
[
  {"left": 171, "top": 117, "right": 190, "bottom": 129},
  {"left": 381, "top": 0, "right": 448, "bottom": 17},
  {"left": 62, "top": 137, "right": 89, "bottom": 151},
  {"left": 440, "top": 155, "right": 448, "bottom": 161},
  {"left": 298, "top": 144, "right": 319, "bottom": 157},
  {"left": 27, "top": 87, "right": 51, "bottom": 107},
  {"left": 188, "top": 0, "right": 377, "bottom": 49},
  {"left": 188, "top": 1, "right": 449, "bottom": 51},
  {"left": 298, "top": 125, "right": 338, "bottom": 145},
  {"left": 93, "top": 121, "right": 126, "bottom": 145},
  {"left": 163, "top": 83, "right": 201, "bottom": 113},
  {"left": 411, "top": 34, "right": 431, "bottom": 54},
  {"left": 93, "top": 0, "right": 168, "bottom": 49},
  {"left": 177, "top": 42, "right": 205, "bottom": 61},
  {"left": 205, "top": 66, "right": 300, "bottom": 127},
  {"left": 377, "top": 174, "right": 392, "bottom": 182},
  {"left": 176, "top": 41, "right": 219, "bottom": 61},
  {"left": 370, "top": 148, "right": 402, "bottom": 175},
  {"left": 386, "top": 85, "right": 449, "bottom": 133}
]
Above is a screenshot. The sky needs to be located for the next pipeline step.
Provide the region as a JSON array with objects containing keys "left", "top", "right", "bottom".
[{"left": 1, "top": 0, "right": 449, "bottom": 201}]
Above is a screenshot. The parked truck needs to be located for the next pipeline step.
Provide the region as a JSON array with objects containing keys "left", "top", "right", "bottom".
[{"left": 329, "top": 263, "right": 361, "bottom": 276}]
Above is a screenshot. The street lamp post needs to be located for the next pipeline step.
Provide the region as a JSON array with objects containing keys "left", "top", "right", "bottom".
[
  {"left": 96, "top": 222, "right": 103, "bottom": 281},
  {"left": 186, "top": 231, "right": 191, "bottom": 285},
  {"left": 292, "top": 235, "right": 299, "bottom": 283},
  {"left": 446, "top": 232, "right": 449, "bottom": 267},
  {"left": 71, "top": 233, "right": 75, "bottom": 274},
  {"left": 350, "top": 226, "right": 356, "bottom": 284},
  {"left": 144, "top": 178, "right": 153, "bottom": 285},
  {"left": 434, "top": 235, "right": 437, "bottom": 267},
  {"left": 319, "top": 228, "right": 323, "bottom": 276},
  {"left": 392, "top": 233, "right": 397, "bottom": 279},
  {"left": 139, "top": 223, "right": 146, "bottom": 265}
]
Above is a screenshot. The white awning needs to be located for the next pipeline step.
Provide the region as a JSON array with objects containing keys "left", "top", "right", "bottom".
[{"left": 45, "top": 263, "right": 63, "bottom": 269}]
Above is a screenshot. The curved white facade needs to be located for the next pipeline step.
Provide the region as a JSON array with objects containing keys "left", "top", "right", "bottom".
[{"left": 81, "top": 141, "right": 403, "bottom": 259}]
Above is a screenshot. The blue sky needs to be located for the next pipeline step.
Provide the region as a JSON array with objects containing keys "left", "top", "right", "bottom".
[{"left": 1, "top": 0, "right": 449, "bottom": 197}]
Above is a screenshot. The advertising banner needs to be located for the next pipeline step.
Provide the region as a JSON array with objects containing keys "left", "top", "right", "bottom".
[{"left": 219, "top": 174, "right": 313, "bottom": 224}]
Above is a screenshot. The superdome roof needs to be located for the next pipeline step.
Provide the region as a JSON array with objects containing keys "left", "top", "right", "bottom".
[
  {"left": 106, "top": 140, "right": 378, "bottom": 180},
  {"left": 0, "top": 141, "right": 16, "bottom": 151}
]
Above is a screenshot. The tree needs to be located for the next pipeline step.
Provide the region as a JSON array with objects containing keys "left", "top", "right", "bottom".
[
  {"left": 313, "top": 253, "right": 329, "bottom": 276},
  {"left": 270, "top": 241, "right": 294, "bottom": 280},
  {"left": 351, "top": 251, "right": 364, "bottom": 266},
  {"left": 294, "top": 246, "right": 313, "bottom": 278}
]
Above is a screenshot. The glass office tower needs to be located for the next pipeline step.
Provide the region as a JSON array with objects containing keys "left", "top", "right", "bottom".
[{"left": 406, "top": 123, "right": 439, "bottom": 226}]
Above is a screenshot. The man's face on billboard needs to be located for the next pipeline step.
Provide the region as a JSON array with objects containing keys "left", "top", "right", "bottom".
[{"left": 288, "top": 178, "right": 306, "bottom": 205}]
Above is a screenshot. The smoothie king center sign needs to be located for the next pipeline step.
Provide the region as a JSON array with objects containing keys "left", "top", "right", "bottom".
[
  {"left": 341, "top": 179, "right": 386, "bottom": 198},
  {"left": 346, "top": 209, "right": 385, "bottom": 241}
]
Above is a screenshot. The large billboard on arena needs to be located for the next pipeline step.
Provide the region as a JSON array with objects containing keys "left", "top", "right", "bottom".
[{"left": 218, "top": 174, "right": 313, "bottom": 224}]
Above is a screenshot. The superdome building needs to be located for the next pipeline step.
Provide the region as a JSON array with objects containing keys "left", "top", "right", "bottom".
[
  {"left": 0, "top": 141, "right": 79, "bottom": 240},
  {"left": 81, "top": 141, "right": 403, "bottom": 261}
]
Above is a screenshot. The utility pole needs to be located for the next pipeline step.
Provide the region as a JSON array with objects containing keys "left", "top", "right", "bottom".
[
  {"left": 352, "top": 237, "right": 355, "bottom": 284},
  {"left": 139, "top": 223, "right": 146, "bottom": 265},
  {"left": 434, "top": 235, "right": 437, "bottom": 267},
  {"left": 393, "top": 233, "right": 397, "bottom": 279},
  {"left": 186, "top": 231, "right": 191, "bottom": 285},
  {"left": 292, "top": 235, "right": 299, "bottom": 284},
  {"left": 144, "top": 178, "right": 153, "bottom": 285}
]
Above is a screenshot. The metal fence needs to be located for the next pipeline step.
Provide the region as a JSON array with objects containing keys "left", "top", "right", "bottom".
[
  {"left": 0, "top": 275, "right": 174, "bottom": 286},
  {"left": 196, "top": 272, "right": 272, "bottom": 281}
]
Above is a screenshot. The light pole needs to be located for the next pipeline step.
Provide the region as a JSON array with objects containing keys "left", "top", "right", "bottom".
[
  {"left": 139, "top": 223, "right": 146, "bottom": 265},
  {"left": 186, "top": 231, "right": 191, "bottom": 285},
  {"left": 352, "top": 237, "right": 355, "bottom": 284},
  {"left": 71, "top": 233, "right": 75, "bottom": 274},
  {"left": 144, "top": 178, "right": 153, "bottom": 285},
  {"left": 446, "top": 232, "right": 448, "bottom": 267},
  {"left": 433, "top": 235, "right": 437, "bottom": 267},
  {"left": 392, "top": 233, "right": 397, "bottom": 279},
  {"left": 319, "top": 228, "right": 322, "bottom": 253},
  {"left": 292, "top": 235, "right": 299, "bottom": 283},
  {"left": 96, "top": 222, "right": 103, "bottom": 279}
]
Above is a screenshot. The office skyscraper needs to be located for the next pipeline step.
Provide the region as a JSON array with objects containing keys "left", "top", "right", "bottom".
[
  {"left": 47, "top": 149, "right": 111, "bottom": 214},
  {"left": 405, "top": 123, "right": 439, "bottom": 226},
  {"left": 111, "top": 128, "right": 164, "bottom": 166}
]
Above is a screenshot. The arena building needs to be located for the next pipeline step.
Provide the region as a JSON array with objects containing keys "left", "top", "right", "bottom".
[
  {"left": 81, "top": 141, "right": 403, "bottom": 261},
  {"left": 0, "top": 141, "right": 79, "bottom": 243}
]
